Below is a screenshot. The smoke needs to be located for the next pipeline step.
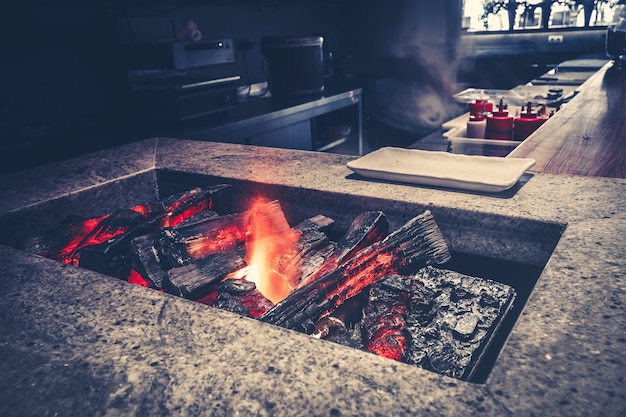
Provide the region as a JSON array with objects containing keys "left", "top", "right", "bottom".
[{"left": 373, "top": 0, "right": 464, "bottom": 139}]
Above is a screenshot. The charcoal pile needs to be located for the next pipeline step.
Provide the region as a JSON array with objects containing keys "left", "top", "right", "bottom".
[{"left": 26, "top": 185, "right": 516, "bottom": 380}]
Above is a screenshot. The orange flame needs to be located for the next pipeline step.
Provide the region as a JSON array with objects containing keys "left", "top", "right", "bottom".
[{"left": 243, "top": 199, "right": 301, "bottom": 304}]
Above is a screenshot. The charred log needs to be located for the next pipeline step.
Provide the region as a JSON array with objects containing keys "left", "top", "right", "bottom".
[
  {"left": 174, "top": 199, "right": 287, "bottom": 261},
  {"left": 130, "top": 229, "right": 192, "bottom": 289},
  {"left": 312, "top": 294, "right": 366, "bottom": 350},
  {"left": 130, "top": 199, "right": 298, "bottom": 291},
  {"left": 301, "top": 211, "right": 389, "bottom": 286},
  {"left": 274, "top": 214, "right": 336, "bottom": 287},
  {"left": 259, "top": 210, "right": 451, "bottom": 333},
  {"left": 163, "top": 245, "right": 247, "bottom": 300},
  {"left": 198, "top": 279, "right": 274, "bottom": 319},
  {"left": 44, "top": 209, "right": 145, "bottom": 266}
]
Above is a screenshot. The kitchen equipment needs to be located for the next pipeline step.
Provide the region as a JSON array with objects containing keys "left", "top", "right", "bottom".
[
  {"left": 125, "top": 39, "right": 235, "bottom": 70},
  {"left": 261, "top": 36, "right": 325, "bottom": 98},
  {"left": 125, "top": 39, "right": 240, "bottom": 122}
]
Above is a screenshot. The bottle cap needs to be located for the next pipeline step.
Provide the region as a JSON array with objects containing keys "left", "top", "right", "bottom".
[
  {"left": 492, "top": 98, "right": 509, "bottom": 117},
  {"left": 520, "top": 102, "right": 538, "bottom": 119}
]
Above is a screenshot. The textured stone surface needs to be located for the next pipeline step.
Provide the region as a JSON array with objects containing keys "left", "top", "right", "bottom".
[{"left": 0, "top": 137, "right": 625, "bottom": 416}]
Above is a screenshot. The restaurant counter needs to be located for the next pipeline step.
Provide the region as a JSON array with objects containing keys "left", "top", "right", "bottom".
[{"left": 509, "top": 60, "right": 626, "bottom": 179}]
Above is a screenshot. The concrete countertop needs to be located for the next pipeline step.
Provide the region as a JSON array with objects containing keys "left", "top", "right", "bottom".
[{"left": 0, "top": 137, "right": 625, "bottom": 417}]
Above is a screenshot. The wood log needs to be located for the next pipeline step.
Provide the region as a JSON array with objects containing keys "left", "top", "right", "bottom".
[
  {"left": 299, "top": 211, "right": 388, "bottom": 287},
  {"left": 130, "top": 229, "right": 192, "bottom": 289},
  {"left": 174, "top": 199, "right": 287, "bottom": 261},
  {"left": 198, "top": 279, "right": 274, "bottom": 319},
  {"left": 311, "top": 294, "right": 365, "bottom": 341},
  {"left": 273, "top": 214, "right": 336, "bottom": 287},
  {"left": 44, "top": 209, "right": 144, "bottom": 266},
  {"left": 129, "top": 199, "right": 291, "bottom": 289},
  {"left": 163, "top": 245, "right": 247, "bottom": 300},
  {"left": 259, "top": 210, "right": 451, "bottom": 333}
]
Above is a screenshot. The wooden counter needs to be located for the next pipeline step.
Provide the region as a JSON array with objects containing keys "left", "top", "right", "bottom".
[{"left": 508, "top": 61, "right": 626, "bottom": 179}]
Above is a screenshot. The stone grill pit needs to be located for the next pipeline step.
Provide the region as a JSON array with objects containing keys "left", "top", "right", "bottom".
[{"left": 0, "top": 169, "right": 552, "bottom": 384}]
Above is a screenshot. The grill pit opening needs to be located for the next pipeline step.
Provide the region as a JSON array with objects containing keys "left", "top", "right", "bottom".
[{"left": 0, "top": 172, "right": 551, "bottom": 384}]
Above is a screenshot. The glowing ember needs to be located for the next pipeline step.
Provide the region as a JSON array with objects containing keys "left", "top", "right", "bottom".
[{"left": 127, "top": 268, "right": 151, "bottom": 288}]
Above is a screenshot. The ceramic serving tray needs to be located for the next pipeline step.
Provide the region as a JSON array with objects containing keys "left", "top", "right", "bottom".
[{"left": 346, "top": 147, "right": 535, "bottom": 193}]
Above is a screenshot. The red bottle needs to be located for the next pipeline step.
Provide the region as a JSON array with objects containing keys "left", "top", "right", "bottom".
[
  {"left": 485, "top": 98, "right": 514, "bottom": 140},
  {"left": 513, "top": 102, "right": 547, "bottom": 141},
  {"left": 469, "top": 98, "right": 493, "bottom": 116}
]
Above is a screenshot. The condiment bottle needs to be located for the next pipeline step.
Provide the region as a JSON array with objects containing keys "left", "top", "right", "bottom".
[
  {"left": 513, "top": 102, "right": 547, "bottom": 141},
  {"left": 469, "top": 94, "right": 493, "bottom": 117},
  {"left": 466, "top": 113, "right": 486, "bottom": 138},
  {"left": 485, "top": 98, "right": 514, "bottom": 140}
]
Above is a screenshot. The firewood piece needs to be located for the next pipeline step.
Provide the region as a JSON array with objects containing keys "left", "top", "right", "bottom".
[
  {"left": 259, "top": 210, "right": 451, "bottom": 333},
  {"left": 77, "top": 239, "right": 134, "bottom": 279},
  {"left": 173, "top": 209, "right": 220, "bottom": 229},
  {"left": 132, "top": 185, "right": 232, "bottom": 226},
  {"left": 208, "top": 279, "right": 274, "bottom": 319},
  {"left": 175, "top": 199, "right": 287, "bottom": 261},
  {"left": 129, "top": 199, "right": 290, "bottom": 289},
  {"left": 276, "top": 215, "right": 337, "bottom": 287},
  {"left": 24, "top": 214, "right": 106, "bottom": 258},
  {"left": 130, "top": 229, "right": 192, "bottom": 289},
  {"left": 362, "top": 275, "right": 412, "bottom": 362},
  {"left": 301, "top": 211, "right": 389, "bottom": 286},
  {"left": 295, "top": 214, "right": 335, "bottom": 231},
  {"left": 163, "top": 245, "right": 247, "bottom": 300}
]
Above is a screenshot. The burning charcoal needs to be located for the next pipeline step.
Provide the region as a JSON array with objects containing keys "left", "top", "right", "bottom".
[
  {"left": 163, "top": 245, "right": 247, "bottom": 300},
  {"left": 405, "top": 266, "right": 516, "bottom": 381},
  {"left": 362, "top": 275, "right": 412, "bottom": 362},
  {"left": 172, "top": 209, "right": 220, "bottom": 228},
  {"left": 23, "top": 214, "right": 107, "bottom": 257},
  {"left": 28, "top": 185, "right": 230, "bottom": 272},
  {"left": 39, "top": 209, "right": 145, "bottom": 266},
  {"left": 260, "top": 210, "right": 451, "bottom": 333},
  {"left": 131, "top": 185, "right": 232, "bottom": 227},
  {"left": 130, "top": 229, "right": 192, "bottom": 289},
  {"left": 211, "top": 279, "right": 274, "bottom": 319},
  {"left": 300, "top": 211, "right": 389, "bottom": 286}
]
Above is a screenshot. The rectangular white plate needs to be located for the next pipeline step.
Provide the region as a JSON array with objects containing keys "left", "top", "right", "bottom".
[{"left": 346, "top": 147, "right": 535, "bottom": 193}]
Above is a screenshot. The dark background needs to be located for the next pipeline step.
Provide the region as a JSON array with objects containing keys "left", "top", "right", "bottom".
[{"left": 0, "top": 0, "right": 605, "bottom": 173}]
